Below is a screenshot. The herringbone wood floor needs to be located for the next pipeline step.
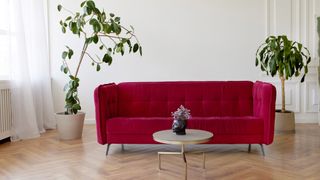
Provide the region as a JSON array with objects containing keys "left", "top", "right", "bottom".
[{"left": 0, "top": 124, "right": 319, "bottom": 180}]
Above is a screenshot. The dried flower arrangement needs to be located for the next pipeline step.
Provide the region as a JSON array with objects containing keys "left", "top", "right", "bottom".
[{"left": 171, "top": 105, "right": 191, "bottom": 121}]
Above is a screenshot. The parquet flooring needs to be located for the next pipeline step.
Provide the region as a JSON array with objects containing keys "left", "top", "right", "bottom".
[{"left": 0, "top": 124, "right": 319, "bottom": 180}]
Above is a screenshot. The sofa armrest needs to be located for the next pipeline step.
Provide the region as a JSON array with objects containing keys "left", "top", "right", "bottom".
[
  {"left": 253, "top": 81, "right": 276, "bottom": 145},
  {"left": 94, "top": 83, "right": 118, "bottom": 145}
]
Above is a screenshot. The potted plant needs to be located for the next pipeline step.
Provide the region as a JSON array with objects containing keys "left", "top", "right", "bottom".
[
  {"left": 172, "top": 105, "right": 191, "bottom": 135},
  {"left": 255, "top": 35, "right": 311, "bottom": 133},
  {"left": 55, "top": 0, "right": 142, "bottom": 140}
]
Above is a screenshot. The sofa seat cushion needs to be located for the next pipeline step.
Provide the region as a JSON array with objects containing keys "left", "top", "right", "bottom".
[
  {"left": 106, "top": 117, "right": 172, "bottom": 135},
  {"left": 106, "top": 116, "right": 263, "bottom": 135},
  {"left": 188, "top": 116, "right": 263, "bottom": 135}
]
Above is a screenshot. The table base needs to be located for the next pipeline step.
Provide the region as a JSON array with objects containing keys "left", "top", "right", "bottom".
[{"left": 158, "top": 144, "right": 206, "bottom": 180}]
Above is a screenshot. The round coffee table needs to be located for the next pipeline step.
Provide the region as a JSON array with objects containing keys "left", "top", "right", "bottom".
[{"left": 153, "top": 129, "right": 213, "bottom": 180}]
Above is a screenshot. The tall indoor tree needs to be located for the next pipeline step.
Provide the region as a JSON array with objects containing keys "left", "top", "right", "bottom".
[
  {"left": 255, "top": 35, "right": 310, "bottom": 133},
  {"left": 56, "top": 0, "right": 142, "bottom": 139},
  {"left": 58, "top": 0, "right": 142, "bottom": 114},
  {"left": 256, "top": 35, "right": 311, "bottom": 112}
]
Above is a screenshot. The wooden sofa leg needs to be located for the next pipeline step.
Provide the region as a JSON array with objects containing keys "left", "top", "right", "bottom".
[
  {"left": 248, "top": 144, "right": 251, "bottom": 153},
  {"left": 121, "top": 144, "right": 125, "bottom": 151},
  {"left": 260, "top": 144, "right": 265, "bottom": 156},
  {"left": 106, "top": 144, "right": 111, "bottom": 156}
]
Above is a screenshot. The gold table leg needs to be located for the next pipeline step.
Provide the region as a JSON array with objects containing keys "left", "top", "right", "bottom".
[
  {"left": 187, "top": 150, "right": 206, "bottom": 169},
  {"left": 158, "top": 151, "right": 182, "bottom": 170},
  {"left": 181, "top": 144, "right": 187, "bottom": 180},
  {"left": 158, "top": 153, "right": 161, "bottom": 170},
  {"left": 203, "top": 152, "right": 205, "bottom": 169},
  {"left": 157, "top": 145, "right": 206, "bottom": 180}
]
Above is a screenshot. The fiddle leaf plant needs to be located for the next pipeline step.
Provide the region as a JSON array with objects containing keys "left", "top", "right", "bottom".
[
  {"left": 58, "top": 0, "right": 142, "bottom": 114},
  {"left": 255, "top": 35, "right": 311, "bottom": 113}
]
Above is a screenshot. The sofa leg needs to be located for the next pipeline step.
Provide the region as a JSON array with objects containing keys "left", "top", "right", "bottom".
[
  {"left": 260, "top": 144, "right": 265, "bottom": 156},
  {"left": 248, "top": 144, "right": 251, "bottom": 153},
  {"left": 106, "top": 144, "right": 111, "bottom": 156},
  {"left": 121, "top": 144, "right": 125, "bottom": 151}
]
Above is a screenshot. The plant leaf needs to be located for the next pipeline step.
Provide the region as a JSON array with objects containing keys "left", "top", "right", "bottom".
[
  {"left": 57, "top": 5, "right": 62, "bottom": 11},
  {"left": 62, "top": 51, "right": 68, "bottom": 59},
  {"left": 96, "top": 64, "right": 101, "bottom": 71},
  {"left": 90, "top": 19, "right": 101, "bottom": 32},
  {"left": 63, "top": 67, "right": 68, "bottom": 74},
  {"left": 300, "top": 74, "right": 306, "bottom": 82},
  {"left": 87, "top": 1, "right": 95, "bottom": 9},
  {"left": 80, "top": 1, "right": 86, "bottom": 7},
  {"left": 103, "top": 23, "right": 111, "bottom": 33},
  {"left": 111, "top": 22, "right": 121, "bottom": 34},
  {"left": 92, "top": 34, "right": 99, "bottom": 44},
  {"left": 139, "top": 46, "right": 143, "bottom": 56},
  {"left": 133, "top": 43, "right": 139, "bottom": 53},
  {"left": 61, "top": 27, "right": 66, "bottom": 33},
  {"left": 115, "top": 17, "right": 120, "bottom": 22},
  {"left": 66, "top": 16, "right": 72, "bottom": 21},
  {"left": 70, "top": 22, "right": 78, "bottom": 34},
  {"left": 72, "top": 104, "right": 81, "bottom": 110},
  {"left": 68, "top": 49, "right": 73, "bottom": 59},
  {"left": 85, "top": 37, "right": 93, "bottom": 44},
  {"left": 103, "top": 54, "right": 112, "bottom": 65}
]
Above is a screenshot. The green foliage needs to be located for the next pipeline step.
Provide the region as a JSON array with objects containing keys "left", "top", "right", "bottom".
[
  {"left": 255, "top": 35, "right": 311, "bottom": 82},
  {"left": 58, "top": 0, "right": 142, "bottom": 114},
  {"left": 256, "top": 35, "right": 311, "bottom": 112},
  {"left": 64, "top": 76, "right": 81, "bottom": 114}
]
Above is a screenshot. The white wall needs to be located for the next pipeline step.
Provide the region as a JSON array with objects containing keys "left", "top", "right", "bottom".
[{"left": 48, "top": 0, "right": 320, "bottom": 123}]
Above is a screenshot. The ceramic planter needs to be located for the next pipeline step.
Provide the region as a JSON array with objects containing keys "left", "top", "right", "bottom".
[
  {"left": 55, "top": 112, "right": 85, "bottom": 140},
  {"left": 275, "top": 110, "right": 295, "bottom": 134}
]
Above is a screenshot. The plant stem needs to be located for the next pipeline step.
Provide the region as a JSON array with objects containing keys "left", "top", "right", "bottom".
[
  {"left": 99, "top": 39, "right": 109, "bottom": 49},
  {"left": 98, "top": 33, "right": 133, "bottom": 40},
  {"left": 280, "top": 76, "right": 286, "bottom": 112},
  {"left": 75, "top": 42, "right": 89, "bottom": 78},
  {"left": 106, "top": 36, "right": 117, "bottom": 44},
  {"left": 85, "top": 52, "right": 103, "bottom": 64},
  {"left": 62, "top": 59, "right": 73, "bottom": 76},
  {"left": 120, "top": 25, "right": 140, "bottom": 44},
  {"left": 62, "top": 6, "right": 75, "bottom": 16}
]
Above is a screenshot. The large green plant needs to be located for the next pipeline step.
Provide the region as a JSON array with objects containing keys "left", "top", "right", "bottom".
[
  {"left": 255, "top": 35, "right": 311, "bottom": 113},
  {"left": 58, "top": 0, "right": 142, "bottom": 114}
]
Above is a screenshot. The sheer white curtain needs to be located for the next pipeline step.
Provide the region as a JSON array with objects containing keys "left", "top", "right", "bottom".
[{"left": 9, "top": 0, "right": 56, "bottom": 140}]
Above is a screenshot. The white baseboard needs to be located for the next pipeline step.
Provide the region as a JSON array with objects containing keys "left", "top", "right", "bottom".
[
  {"left": 84, "top": 119, "right": 96, "bottom": 124},
  {"left": 295, "top": 113, "right": 319, "bottom": 123}
]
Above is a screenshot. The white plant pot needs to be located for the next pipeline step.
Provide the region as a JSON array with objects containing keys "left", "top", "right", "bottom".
[
  {"left": 55, "top": 112, "right": 85, "bottom": 140},
  {"left": 275, "top": 110, "right": 295, "bottom": 134}
]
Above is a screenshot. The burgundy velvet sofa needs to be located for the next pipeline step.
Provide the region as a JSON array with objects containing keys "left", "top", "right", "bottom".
[{"left": 94, "top": 81, "right": 276, "bottom": 155}]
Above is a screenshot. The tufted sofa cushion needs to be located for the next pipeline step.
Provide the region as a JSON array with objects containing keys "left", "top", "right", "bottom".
[{"left": 117, "top": 81, "right": 253, "bottom": 117}]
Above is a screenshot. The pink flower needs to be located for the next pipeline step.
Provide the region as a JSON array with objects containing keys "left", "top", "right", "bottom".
[{"left": 171, "top": 105, "right": 191, "bottom": 120}]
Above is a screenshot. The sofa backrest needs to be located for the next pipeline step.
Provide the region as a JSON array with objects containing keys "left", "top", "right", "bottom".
[{"left": 117, "top": 81, "right": 253, "bottom": 117}]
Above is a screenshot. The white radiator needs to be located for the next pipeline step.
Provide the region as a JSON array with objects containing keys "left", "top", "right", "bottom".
[{"left": 0, "top": 86, "right": 12, "bottom": 140}]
